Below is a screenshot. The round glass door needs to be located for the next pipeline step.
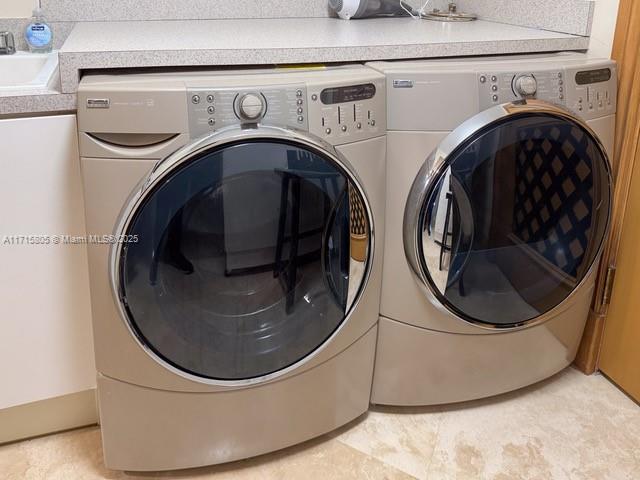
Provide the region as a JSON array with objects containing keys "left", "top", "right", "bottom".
[
  {"left": 408, "top": 105, "right": 611, "bottom": 328},
  {"left": 114, "top": 134, "right": 372, "bottom": 381}
]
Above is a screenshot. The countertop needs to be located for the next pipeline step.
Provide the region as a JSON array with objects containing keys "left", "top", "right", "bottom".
[{"left": 1, "top": 17, "right": 590, "bottom": 115}]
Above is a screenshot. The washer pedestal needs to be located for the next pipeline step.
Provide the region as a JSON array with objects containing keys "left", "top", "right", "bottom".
[{"left": 99, "top": 327, "right": 376, "bottom": 471}]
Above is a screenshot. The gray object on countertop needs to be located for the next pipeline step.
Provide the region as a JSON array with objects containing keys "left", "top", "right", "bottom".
[
  {"left": 328, "top": 0, "right": 410, "bottom": 19},
  {"left": 422, "top": 2, "right": 477, "bottom": 21},
  {"left": 0, "top": 31, "right": 16, "bottom": 55}
]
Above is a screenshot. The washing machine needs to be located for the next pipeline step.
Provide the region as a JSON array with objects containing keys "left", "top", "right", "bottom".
[
  {"left": 77, "top": 65, "right": 386, "bottom": 470},
  {"left": 367, "top": 53, "right": 615, "bottom": 406}
]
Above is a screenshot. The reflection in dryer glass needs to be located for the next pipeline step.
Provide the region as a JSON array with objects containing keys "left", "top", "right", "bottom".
[
  {"left": 119, "top": 141, "right": 370, "bottom": 380},
  {"left": 420, "top": 114, "right": 609, "bottom": 327}
]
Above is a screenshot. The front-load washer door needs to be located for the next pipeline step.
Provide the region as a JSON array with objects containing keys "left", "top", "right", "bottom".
[
  {"left": 405, "top": 100, "right": 612, "bottom": 329},
  {"left": 111, "top": 125, "right": 373, "bottom": 383}
]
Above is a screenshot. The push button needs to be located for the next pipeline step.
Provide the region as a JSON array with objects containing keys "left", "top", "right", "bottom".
[{"left": 191, "top": 95, "right": 201, "bottom": 104}]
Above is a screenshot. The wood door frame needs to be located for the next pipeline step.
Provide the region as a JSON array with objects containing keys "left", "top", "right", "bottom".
[{"left": 574, "top": 0, "right": 640, "bottom": 374}]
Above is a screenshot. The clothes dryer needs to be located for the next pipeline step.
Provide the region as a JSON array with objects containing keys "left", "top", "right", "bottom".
[{"left": 367, "top": 53, "right": 615, "bottom": 405}]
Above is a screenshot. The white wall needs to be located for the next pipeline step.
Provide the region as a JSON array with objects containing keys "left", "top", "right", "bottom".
[
  {"left": 0, "top": 0, "right": 38, "bottom": 18},
  {"left": 589, "top": 0, "right": 621, "bottom": 58}
]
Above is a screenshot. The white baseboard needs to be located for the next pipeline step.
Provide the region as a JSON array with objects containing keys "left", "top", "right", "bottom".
[{"left": 0, "top": 389, "right": 98, "bottom": 444}]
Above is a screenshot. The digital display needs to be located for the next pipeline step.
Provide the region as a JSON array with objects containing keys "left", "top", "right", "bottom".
[
  {"left": 575, "top": 68, "right": 612, "bottom": 85},
  {"left": 321, "top": 83, "right": 376, "bottom": 104}
]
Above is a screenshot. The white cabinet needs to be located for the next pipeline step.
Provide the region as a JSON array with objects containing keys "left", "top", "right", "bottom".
[{"left": 0, "top": 114, "right": 95, "bottom": 410}]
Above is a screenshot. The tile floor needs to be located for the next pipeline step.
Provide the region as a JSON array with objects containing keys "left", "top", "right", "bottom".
[{"left": 1, "top": 367, "right": 639, "bottom": 480}]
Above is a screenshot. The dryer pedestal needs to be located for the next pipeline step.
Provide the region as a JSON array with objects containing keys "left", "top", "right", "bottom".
[{"left": 371, "top": 288, "right": 591, "bottom": 406}]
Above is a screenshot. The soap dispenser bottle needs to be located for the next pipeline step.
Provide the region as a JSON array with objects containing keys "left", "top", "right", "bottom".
[{"left": 25, "top": 6, "right": 53, "bottom": 53}]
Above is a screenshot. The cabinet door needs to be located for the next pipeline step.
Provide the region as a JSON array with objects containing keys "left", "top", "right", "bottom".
[{"left": 0, "top": 115, "right": 95, "bottom": 409}]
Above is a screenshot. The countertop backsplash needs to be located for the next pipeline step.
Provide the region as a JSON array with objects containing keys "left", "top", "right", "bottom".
[
  {"left": 0, "top": 18, "right": 74, "bottom": 51},
  {"left": 39, "top": 0, "right": 334, "bottom": 21},
  {"left": 1, "top": 0, "right": 594, "bottom": 40},
  {"left": 399, "top": 0, "right": 593, "bottom": 36}
]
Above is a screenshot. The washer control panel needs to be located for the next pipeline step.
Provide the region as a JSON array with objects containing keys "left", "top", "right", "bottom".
[
  {"left": 307, "top": 82, "right": 383, "bottom": 143},
  {"left": 188, "top": 85, "right": 308, "bottom": 138},
  {"left": 478, "top": 64, "right": 617, "bottom": 120},
  {"left": 478, "top": 70, "right": 565, "bottom": 109},
  {"left": 187, "top": 75, "right": 385, "bottom": 145}
]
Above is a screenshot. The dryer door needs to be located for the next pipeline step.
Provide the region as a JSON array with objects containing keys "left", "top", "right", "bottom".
[
  {"left": 111, "top": 125, "right": 373, "bottom": 382},
  {"left": 405, "top": 100, "right": 612, "bottom": 329}
]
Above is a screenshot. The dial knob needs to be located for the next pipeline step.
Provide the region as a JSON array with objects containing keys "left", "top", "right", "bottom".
[
  {"left": 515, "top": 75, "right": 537, "bottom": 97},
  {"left": 238, "top": 93, "right": 265, "bottom": 121}
]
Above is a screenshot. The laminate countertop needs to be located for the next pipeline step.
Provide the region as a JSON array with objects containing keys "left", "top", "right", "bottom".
[{"left": 1, "top": 17, "right": 590, "bottom": 116}]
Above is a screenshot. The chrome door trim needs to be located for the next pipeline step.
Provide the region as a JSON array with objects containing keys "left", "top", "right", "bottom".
[
  {"left": 404, "top": 99, "right": 613, "bottom": 331},
  {"left": 109, "top": 124, "right": 375, "bottom": 387}
]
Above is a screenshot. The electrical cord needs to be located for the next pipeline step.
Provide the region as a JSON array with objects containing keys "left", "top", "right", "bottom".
[{"left": 400, "top": 0, "right": 432, "bottom": 18}]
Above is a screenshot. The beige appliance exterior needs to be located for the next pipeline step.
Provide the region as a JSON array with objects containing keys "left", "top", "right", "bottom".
[
  {"left": 367, "top": 53, "right": 616, "bottom": 406},
  {"left": 77, "top": 65, "right": 386, "bottom": 471}
]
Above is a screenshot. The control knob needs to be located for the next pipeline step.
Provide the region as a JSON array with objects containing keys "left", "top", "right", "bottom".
[
  {"left": 514, "top": 75, "right": 537, "bottom": 97},
  {"left": 237, "top": 93, "right": 265, "bottom": 121}
]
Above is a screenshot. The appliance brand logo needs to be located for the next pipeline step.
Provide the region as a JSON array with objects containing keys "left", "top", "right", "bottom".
[
  {"left": 87, "top": 98, "right": 110, "bottom": 109},
  {"left": 393, "top": 79, "right": 414, "bottom": 88}
]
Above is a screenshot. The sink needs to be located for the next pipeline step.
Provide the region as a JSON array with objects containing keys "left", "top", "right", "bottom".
[{"left": 0, "top": 51, "right": 59, "bottom": 92}]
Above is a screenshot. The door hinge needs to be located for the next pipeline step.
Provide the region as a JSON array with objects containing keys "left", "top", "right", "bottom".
[{"left": 602, "top": 265, "right": 617, "bottom": 306}]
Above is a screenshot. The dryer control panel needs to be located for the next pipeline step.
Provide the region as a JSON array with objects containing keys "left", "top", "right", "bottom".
[
  {"left": 564, "top": 65, "right": 617, "bottom": 121},
  {"left": 478, "top": 64, "right": 617, "bottom": 120}
]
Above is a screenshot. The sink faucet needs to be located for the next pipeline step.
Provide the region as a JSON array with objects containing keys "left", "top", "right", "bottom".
[{"left": 0, "top": 32, "right": 16, "bottom": 55}]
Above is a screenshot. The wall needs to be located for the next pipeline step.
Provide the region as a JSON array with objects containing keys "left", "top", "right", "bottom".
[
  {"left": 589, "top": 0, "right": 621, "bottom": 57},
  {"left": 0, "top": 0, "right": 38, "bottom": 18}
]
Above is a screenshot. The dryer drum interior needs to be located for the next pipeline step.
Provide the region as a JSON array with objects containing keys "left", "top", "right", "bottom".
[
  {"left": 112, "top": 137, "right": 372, "bottom": 381},
  {"left": 410, "top": 108, "right": 612, "bottom": 329}
]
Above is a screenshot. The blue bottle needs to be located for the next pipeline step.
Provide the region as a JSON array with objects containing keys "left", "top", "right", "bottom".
[{"left": 25, "top": 8, "right": 53, "bottom": 53}]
